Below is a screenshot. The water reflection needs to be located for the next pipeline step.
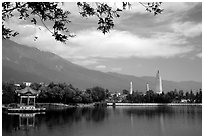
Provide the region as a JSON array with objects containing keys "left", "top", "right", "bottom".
[
  {"left": 122, "top": 106, "right": 201, "bottom": 136},
  {"left": 3, "top": 112, "right": 45, "bottom": 135},
  {"left": 43, "top": 107, "right": 109, "bottom": 125},
  {"left": 2, "top": 106, "right": 202, "bottom": 136},
  {"left": 123, "top": 106, "right": 201, "bottom": 119},
  {"left": 3, "top": 107, "right": 109, "bottom": 135}
]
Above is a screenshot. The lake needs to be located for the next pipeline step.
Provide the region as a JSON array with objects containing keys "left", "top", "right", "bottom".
[{"left": 2, "top": 105, "right": 202, "bottom": 136}]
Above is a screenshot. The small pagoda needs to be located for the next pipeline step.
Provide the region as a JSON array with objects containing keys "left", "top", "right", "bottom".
[{"left": 15, "top": 87, "right": 40, "bottom": 110}]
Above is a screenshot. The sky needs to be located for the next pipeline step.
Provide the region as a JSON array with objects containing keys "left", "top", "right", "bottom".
[{"left": 5, "top": 2, "right": 202, "bottom": 82}]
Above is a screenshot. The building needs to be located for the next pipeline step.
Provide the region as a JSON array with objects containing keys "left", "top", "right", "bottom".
[
  {"left": 14, "top": 83, "right": 20, "bottom": 87},
  {"left": 130, "top": 81, "right": 133, "bottom": 94},
  {"left": 155, "top": 70, "right": 163, "bottom": 94},
  {"left": 7, "top": 86, "right": 45, "bottom": 113},
  {"left": 23, "top": 82, "right": 32, "bottom": 87},
  {"left": 146, "top": 83, "right": 150, "bottom": 92},
  {"left": 15, "top": 86, "right": 40, "bottom": 109}
]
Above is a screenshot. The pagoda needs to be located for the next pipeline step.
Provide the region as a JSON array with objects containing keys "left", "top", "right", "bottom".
[
  {"left": 7, "top": 86, "right": 46, "bottom": 112},
  {"left": 15, "top": 86, "right": 40, "bottom": 109},
  {"left": 155, "top": 70, "right": 163, "bottom": 94}
]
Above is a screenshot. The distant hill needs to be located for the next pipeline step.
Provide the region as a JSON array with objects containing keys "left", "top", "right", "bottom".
[{"left": 2, "top": 40, "right": 202, "bottom": 93}]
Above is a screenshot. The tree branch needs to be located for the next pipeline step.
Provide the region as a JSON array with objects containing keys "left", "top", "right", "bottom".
[
  {"left": 37, "top": 14, "right": 54, "bottom": 35},
  {"left": 2, "top": 3, "right": 27, "bottom": 14},
  {"left": 138, "top": 2, "right": 148, "bottom": 9}
]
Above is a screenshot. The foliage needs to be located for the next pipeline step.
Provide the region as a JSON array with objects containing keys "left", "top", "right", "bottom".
[
  {"left": 63, "top": 85, "right": 76, "bottom": 103},
  {"left": 38, "top": 86, "right": 49, "bottom": 103},
  {"left": 2, "top": 82, "right": 18, "bottom": 104},
  {"left": 30, "top": 82, "right": 41, "bottom": 90},
  {"left": 139, "top": 2, "right": 163, "bottom": 15},
  {"left": 3, "top": 81, "right": 201, "bottom": 104},
  {"left": 124, "top": 89, "right": 202, "bottom": 103},
  {"left": 122, "top": 89, "right": 129, "bottom": 94},
  {"left": 2, "top": 2, "right": 163, "bottom": 43},
  {"left": 80, "top": 92, "right": 93, "bottom": 103},
  {"left": 2, "top": 2, "right": 73, "bottom": 43},
  {"left": 77, "top": 2, "right": 163, "bottom": 34},
  {"left": 2, "top": 82, "right": 107, "bottom": 104},
  {"left": 91, "top": 86, "right": 106, "bottom": 102}
]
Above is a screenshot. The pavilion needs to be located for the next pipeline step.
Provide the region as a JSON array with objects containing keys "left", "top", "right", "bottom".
[{"left": 15, "top": 87, "right": 40, "bottom": 109}]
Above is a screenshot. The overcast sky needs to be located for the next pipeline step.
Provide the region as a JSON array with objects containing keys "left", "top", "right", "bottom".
[{"left": 7, "top": 2, "right": 202, "bottom": 82}]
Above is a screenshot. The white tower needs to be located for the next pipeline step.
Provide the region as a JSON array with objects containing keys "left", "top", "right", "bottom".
[
  {"left": 130, "top": 81, "right": 133, "bottom": 94},
  {"left": 155, "top": 70, "right": 162, "bottom": 94},
  {"left": 146, "top": 83, "right": 150, "bottom": 92}
]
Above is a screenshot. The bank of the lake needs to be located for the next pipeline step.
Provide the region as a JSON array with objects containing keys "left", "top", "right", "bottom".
[
  {"left": 2, "top": 103, "right": 96, "bottom": 111},
  {"left": 107, "top": 103, "right": 202, "bottom": 106},
  {"left": 38, "top": 103, "right": 95, "bottom": 109},
  {"left": 3, "top": 102, "right": 201, "bottom": 111}
]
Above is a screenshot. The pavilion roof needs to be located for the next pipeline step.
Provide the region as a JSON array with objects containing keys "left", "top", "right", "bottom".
[{"left": 16, "top": 87, "right": 40, "bottom": 96}]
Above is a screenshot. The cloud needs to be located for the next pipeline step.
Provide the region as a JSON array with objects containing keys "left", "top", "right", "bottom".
[
  {"left": 95, "top": 65, "right": 106, "bottom": 69},
  {"left": 69, "top": 29, "right": 193, "bottom": 59},
  {"left": 196, "top": 53, "right": 202, "bottom": 58},
  {"left": 118, "top": 2, "right": 199, "bottom": 16},
  {"left": 172, "top": 22, "right": 202, "bottom": 38},
  {"left": 6, "top": 7, "right": 198, "bottom": 68},
  {"left": 4, "top": 17, "right": 37, "bottom": 37},
  {"left": 10, "top": 22, "right": 194, "bottom": 61},
  {"left": 7, "top": 22, "right": 71, "bottom": 57},
  {"left": 111, "top": 67, "right": 122, "bottom": 72},
  {"left": 71, "top": 58, "right": 98, "bottom": 66},
  {"left": 122, "top": 3, "right": 149, "bottom": 15},
  {"left": 59, "top": 2, "right": 81, "bottom": 17},
  {"left": 161, "top": 2, "right": 199, "bottom": 13},
  {"left": 59, "top": 2, "right": 199, "bottom": 16},
  {"left": 153, "top": 2, "right": 200, "bottom": 23}
]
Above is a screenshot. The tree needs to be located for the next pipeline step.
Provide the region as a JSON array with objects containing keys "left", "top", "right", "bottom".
[
  {"left": 178, "top": 90, "right": 184, "bottom": 100},
  {"left": 189, "top": 90, "right": 195, "bottom": 103},
  {"left": 2, "top": 2, "right": 73, "bottom": 43},
  {"left": 145, "top": 90, "right": 155, "bottom": 103},
  {"left": 81, "top": 92, "right": 93, "bottom": 103},
  {"left": 38, "top": 86, "right": 49, "bottom": 103},
  {"left": 73, "top": 95, "right": 82, "bottom": 103},
  {"left": 122, "top": 89, "right": 129, "bottom": 95},
  {"left": 30, "top": 82, "right": 41, "bottom": 90},
  {"left": 185, "top": 91, "right": 190, "bottom": 100},
  {"left": 126, "top": 94, "right": 133, "bottom": 103},
  {"left": 63, "top": 86, "right": 76, "bottom": 103},
  {"left": 19, "top": 82, "right": 26, "bottom": 89},
  {"left": 2, "top": 82, "right": 18, "bottom": 104},
  {"left": 199, "top": 89, "right": 202, "bottom": 103},
  {"left": 105, "top": 89, "right": 110, "bottom": 99},
  {"left": 2, "top": 2, "right": 163, "bottom": 43},
  {"left": 91, "top": 86, "right": 106, "bottom": 102},
  {"left": 195, "top": 89, "right": 202, "bottom": 103}
]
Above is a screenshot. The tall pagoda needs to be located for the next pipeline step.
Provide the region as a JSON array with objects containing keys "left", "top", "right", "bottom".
[{"left": 155, "top": 70, "right": 163, "bottom": 94}]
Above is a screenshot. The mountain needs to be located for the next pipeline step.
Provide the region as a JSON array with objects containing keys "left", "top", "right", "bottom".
[
  {"left": 2, "top": 40, "right": 202, "bottom": 93},
  {"left": 108, "top": 73, "right": 201, "bottom": 93}
]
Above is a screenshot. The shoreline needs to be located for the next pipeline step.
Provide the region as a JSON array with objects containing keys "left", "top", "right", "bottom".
[
  {"left": 3, "top": 102, "right": 202, "bottom": 111},
  {"left": 36, "top": 103, "right": 95, "bottom": 109},
  {"left": 107, "top": 103, "right": 202, "bottom": 106}
]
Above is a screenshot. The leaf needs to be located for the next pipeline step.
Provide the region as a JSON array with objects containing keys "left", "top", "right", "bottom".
[
  {"left": 116, "top": 8, "right": 122, "bottom": 12},
  {"left": 31, "top": 18, "right": 37, "bottom": 25},
  {"left": 34, "top": 36, "right": 38, "bottom": 41}
]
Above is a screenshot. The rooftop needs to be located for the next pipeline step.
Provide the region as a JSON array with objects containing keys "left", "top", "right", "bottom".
[{"left": 16, "top": 87, "right": 40, "bottom": 96}]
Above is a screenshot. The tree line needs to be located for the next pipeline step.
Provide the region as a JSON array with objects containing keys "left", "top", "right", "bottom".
[
  {"left": 2, "top": 82, "right": 107, "bottom": 104},
  {"left": 2, "top": 82, "right": 202, "bottom": 104},
  {"left": 124, "top": 89, "right": 202, "bottom": 103}
]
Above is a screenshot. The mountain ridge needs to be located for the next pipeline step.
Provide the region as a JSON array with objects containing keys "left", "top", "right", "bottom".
[{"left": 2, "top": 40, "right": 202, "bottom": 93}]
